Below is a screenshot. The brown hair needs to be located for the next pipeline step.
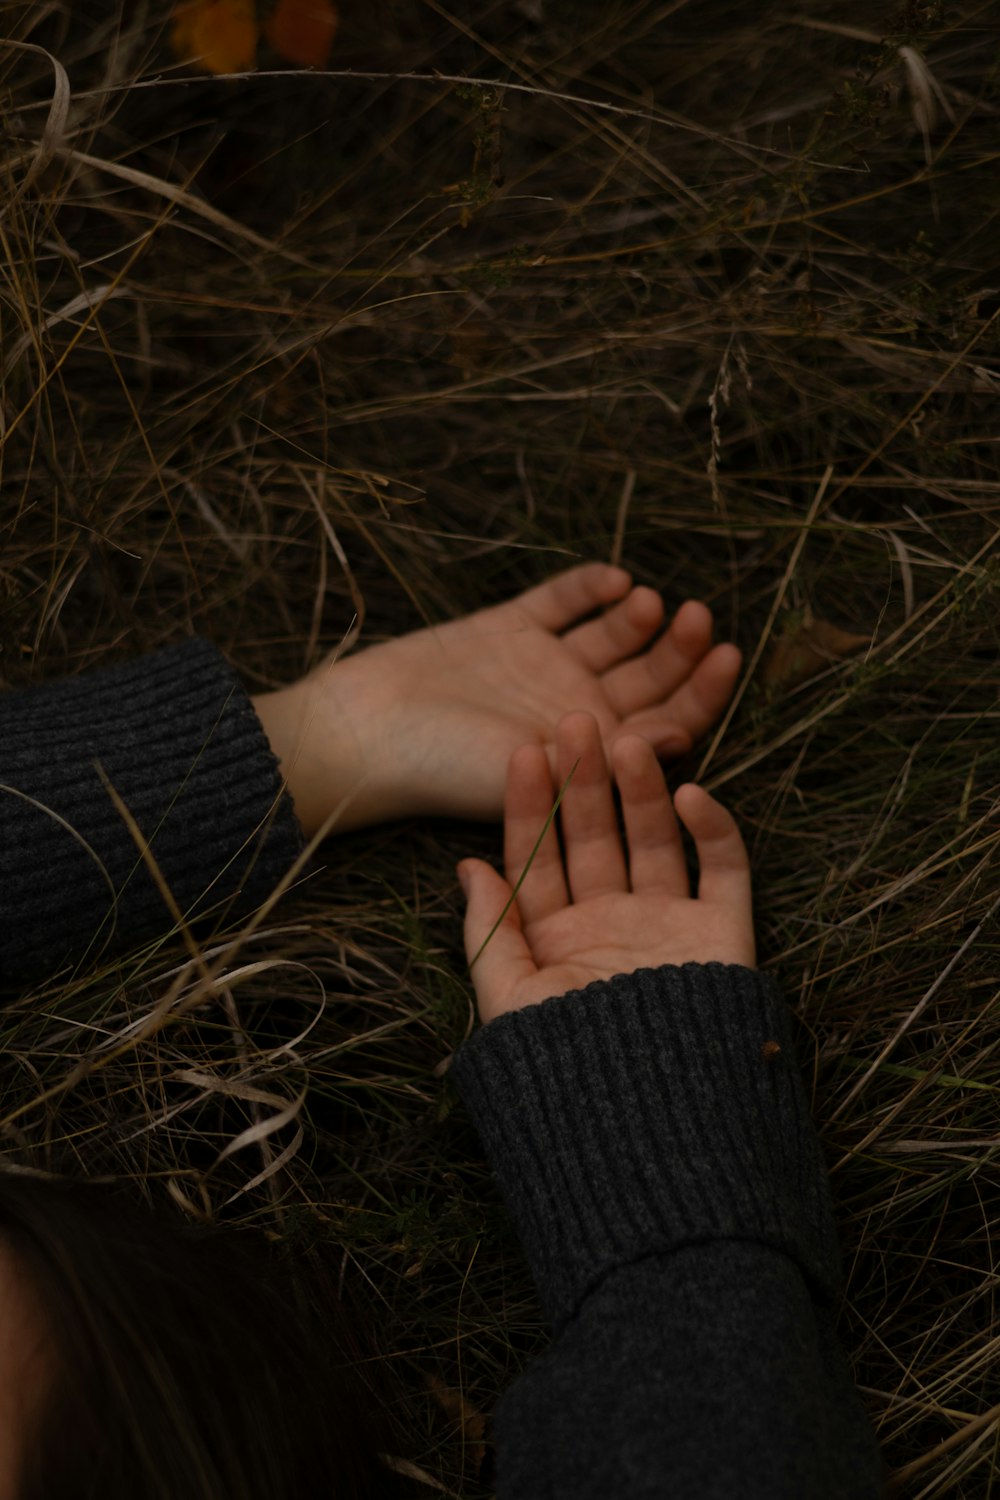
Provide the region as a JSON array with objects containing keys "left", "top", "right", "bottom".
[{"left": 0, "top": 1174, "right": 402, "bottom": 1499}]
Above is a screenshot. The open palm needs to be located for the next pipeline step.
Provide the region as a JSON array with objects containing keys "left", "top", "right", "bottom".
[
  {"left": 309, "top": 564, "right": 742, "bottom": 828},
  {"left": 460, "top": 712, "right": 755, "bottom": 1023}
]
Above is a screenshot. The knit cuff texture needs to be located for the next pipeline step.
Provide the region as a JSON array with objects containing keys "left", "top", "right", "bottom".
[
  {"left": 451, "top": 963, "right": 843, "bottom": 1335},
  {"left": 0, "top": 638, "right": 305, "bottom": 986}
]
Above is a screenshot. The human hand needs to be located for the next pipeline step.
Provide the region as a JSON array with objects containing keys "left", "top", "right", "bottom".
[
  {"left": 458, "top": 711, "right": 755, "bottom": 1024},
  {"left": 253, "top": 565, "right": 742, "bottom": 837}
]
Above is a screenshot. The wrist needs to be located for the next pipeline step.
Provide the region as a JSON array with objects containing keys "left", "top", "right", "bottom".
[
  {"left": 251, "top": 680, "right": 333, "bottom": 840},
  {"left": 251, "top": 657, "right": 407, "bottom": 839}
]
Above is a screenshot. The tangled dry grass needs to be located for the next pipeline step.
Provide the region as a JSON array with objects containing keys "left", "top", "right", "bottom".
[{"left": 3, "top": 1, "right": 1000, "bottom": 1493}]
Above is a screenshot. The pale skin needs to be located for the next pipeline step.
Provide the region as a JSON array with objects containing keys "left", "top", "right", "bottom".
[
  {"left": 251, "top": 563, "right": 743, "bottom": 838},
  {"left": 459, "top": 711, "right": 756, "bottom": 1023}
]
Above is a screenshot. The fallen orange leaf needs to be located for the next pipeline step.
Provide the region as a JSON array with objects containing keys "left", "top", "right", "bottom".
[
  {"left": 426, "top": 1375, "right": 487, "bottom": 1469},
  {"left": 171, "top": 0, "right": 258, "bottom": 74},
  {"left": 263, "top": 0, "right": 338, "bottom": 68},
  {"left": 763, "top": 609, "right": 871, "bottom": 694}
]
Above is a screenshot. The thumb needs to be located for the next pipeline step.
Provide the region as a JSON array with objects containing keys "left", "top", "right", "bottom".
[{"left": 458, "top": 860, "right": 536, "bottom": 1024}]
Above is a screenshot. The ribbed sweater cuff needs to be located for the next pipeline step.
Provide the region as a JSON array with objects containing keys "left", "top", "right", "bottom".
[
  {"left": 0, "top": 638, "right": 305, "bottom": 986},
  {"left": 451, "top": 964, "right": 842, "bottom": 1334}
]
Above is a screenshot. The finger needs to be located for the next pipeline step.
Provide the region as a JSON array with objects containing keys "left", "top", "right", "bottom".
[
  {"left": 557, "top": 711, "right": 629, "bottom": 901},
  {"left": 561, "top": 584, "right": 665, "bottom": 673},
  {"left": 512, "top": 563, "right": 631, "bottom": 632},
  {"left": 504, "top": 744, "right": 570, "bottom": 925},
  {"left": 617, "top": 643, "right": 744, "bottom": 751},
  {"left": 459, "top": 859, "right": 538, "bottom": 1025},
  {"left": 612, "top": 736, "right": 689, "bottom": 897},
  {"left": 601, "top": 599, "right": 718, "bottom": 716},
  {"left": 672, "top": 783, "right": 753, "bottom": 921}
]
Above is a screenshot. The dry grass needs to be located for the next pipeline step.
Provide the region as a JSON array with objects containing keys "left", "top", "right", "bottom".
[{"left": 3, "top": 1, "right": 1000, "bottom": 1493}]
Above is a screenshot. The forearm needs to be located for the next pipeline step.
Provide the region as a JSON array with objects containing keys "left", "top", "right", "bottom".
[
  {"left": 0, "top": 639, "right": 303, "bottom": 989},
  {"left": 494, "top": 1242, "right": 884, "bottom": 1498},
  {"left": 452, "top": 966, "right": 844, "bottom": 1329},
  {"left": 453, "top": 966, "right": 884, "bottom": 1494}
]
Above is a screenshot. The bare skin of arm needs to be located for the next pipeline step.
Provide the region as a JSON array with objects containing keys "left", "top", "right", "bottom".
[{"left": 251, "top": 564, "right": 742, "bottom": 838}]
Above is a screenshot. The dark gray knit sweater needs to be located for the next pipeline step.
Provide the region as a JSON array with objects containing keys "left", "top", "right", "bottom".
[{"left": 0, "top": 638, "right": 885, "bottom": 1498}]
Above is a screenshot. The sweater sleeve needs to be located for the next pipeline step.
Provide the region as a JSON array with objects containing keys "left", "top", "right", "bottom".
[
  {"left": 450, "top": 963, "right": 885, "bottom": 1498},
  {"left": 0, "top": 638, "right": 305, "bottom": 988}
]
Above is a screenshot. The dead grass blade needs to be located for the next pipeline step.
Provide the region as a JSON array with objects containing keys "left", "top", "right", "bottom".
[{"left": 1, "top": 40, "right": 70, "bottom": 199}]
